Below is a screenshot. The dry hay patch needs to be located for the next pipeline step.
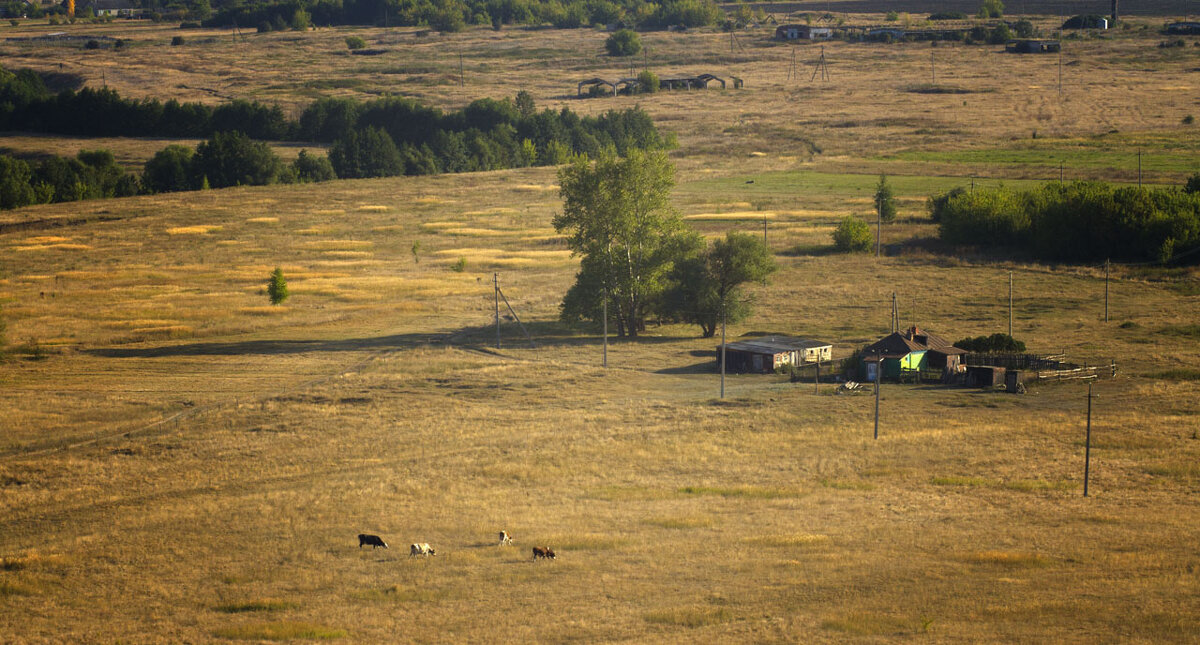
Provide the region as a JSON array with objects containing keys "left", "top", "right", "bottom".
[
  {"left": 442, "top": 228, "right": 513, "bottom": 237},
  {"left": 312, "top": 209, "right": 345, "bottom": 216},
  {"left": 301, "top": 240, "right": 373, "bottom": 251},
  {"left": 414, "top": 196, "right": 451, "bottom": 204},
  {"left": 959, "top": 551, "right": 1050, "bottom": 568},
  {"left": 167, "top": 225, "right": 222, "bottom": 235},
  {"left": 246, "top": 217, "right": 279, "bottom": 224},
  {"left": 12, "top": 242, "right": 92, "bottom": 251},
  {"left": 462, "top": 207, "right": 518, "bottom": 216},
  {"left": 513, "top": 184, "right": 557, "bottom": 192},
  {"left": 683, "top": 211, "right": 778, "bottom": 221},
  {"left": 356, "top": 205, "right": 390, "bottom": 212},
  {"left": 420, "top": 221, "right": 465, "bottom": 231},
  {"left": 101, "top": 319, "right": 182, "bottom": 329},
  {"left": 238, "top": 306, "right": 289, "bottom": 315},
  {"left": 321, "top": 251, "right": 374, "bottom": 259},
  {"left": 742, "top": 533, "right": 831, "bottom": 548},
  {"left": 296, "top": 227, "right": 332, "bottom": 236}
]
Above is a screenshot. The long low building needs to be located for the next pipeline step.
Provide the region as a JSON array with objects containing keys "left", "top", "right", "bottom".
[{"left": 717, "top": 336, "right": 833, "bottom": 374}]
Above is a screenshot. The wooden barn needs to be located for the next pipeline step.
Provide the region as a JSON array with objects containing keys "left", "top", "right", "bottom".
[
  {"left": 860, "top": 326, "right": 965, "bottom": 381},
  {"left": 718, "top": 336, "right": 832, "bottom": 374},
  {"left": 1006, "top": 39, "right": 1062, "bottom": 53}
]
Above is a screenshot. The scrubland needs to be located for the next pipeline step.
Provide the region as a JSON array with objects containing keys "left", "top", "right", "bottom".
[{"left": 1, "top": 12, "right": 1199, "bottom": 643}]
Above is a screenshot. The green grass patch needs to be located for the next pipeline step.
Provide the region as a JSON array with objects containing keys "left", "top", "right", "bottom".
[
  {"left": 1143, "top": 463, "right": 1200, "bottom": 480},
  {"left": 821, "top": 613, "right": 916, "bottom": 635},
  {"left": 819, "top": 478, "right": 876, "bottom": 491},
  {"left": 677, "top": 485, "right": 801, "bottom": 499},
  {"left": 0, "top": 579, "right": 37, "bottom": 596},
  {"left": 642, "top": 516, "right": 713, "bottom": 529},
  {"left": 215, "top": 599, "right": 297, "bottom": 613},
  {"left": 1159, "top": 324, "right": 1200, "bottom": 339},
  {"left": 959, "top": 551, "right": 1049, "bottom": 568},
  {"left": 930, "top": 475, "right": 992, "bottom": 487},
  {"left": 644, "top": 606, "right": 733, "bottom": 628},
  {"left": 905, "top": 83, "right": 985, "bottom": 94},
  {"left": 742, "top": 533, "right": 830, "bottom": 548},
  {"left": 213, "top": 621, "right": 346, "bottom": 640},
  {"left": 351, "top": 586, "right": 456, "bottom": 603}
]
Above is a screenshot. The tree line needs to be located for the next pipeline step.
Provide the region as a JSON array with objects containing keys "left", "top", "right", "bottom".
[
  {"left": 0, "top": 90, "right": 669, "bottom": 208},
  {"left": 929, "top": 178, "right": 1200, "bottom": 264},
  {"left": 197, "top": 0, "right": 724, "bottom": 33}
]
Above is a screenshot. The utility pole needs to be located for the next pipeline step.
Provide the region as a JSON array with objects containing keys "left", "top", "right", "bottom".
[
  {"left": 1138, "top": 150, "right": 1142, "bottom": 187},
  {"left": 814, "top": 358, "right": 820, "bottom": 395},
  {"left": 1104, "top": 259, "right": 1110, "bottom": 322},
  {"left": 602, "top": 285, "right": 608, "bottom": 368},
  {"left": 459, "top": 52, "right": 465, "bottom": 87},
  {"left": 873, "top": 354, "right": 880, "bottom": 440},
  {"left": 1009, "top": 272, "right": 1013, "bottom": 338},
  {"left": 763, "top": 214, "right": 768, "bottom": 247},
  {"left": 494, "top": 273, "right": 500, "bottom": 349},
  {"left": 891, "top": 292, "right": 898, "bottom": 333},
  {"left": 720, "top": 305, "right": 727, "bottom": 399},
  {"left": 876, "top": 205, "right": 882, "bottom": 258},
  {"left": 1084, "top": 382, "right": 1093, "bottom": 497}
]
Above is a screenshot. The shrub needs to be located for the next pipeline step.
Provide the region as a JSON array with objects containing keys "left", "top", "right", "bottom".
[
  {"left": 605, "top": 29, "right": 641, "bottom": 56},
  {"left": 345, "top": 35, "right": 365, "bottom": 49},
  {"left": 1184, "top": 173, "right": 1200, "bottom": 194},
  {"left": 1184, "top": 115, "right": 1195, "bottom": 125},
  {"left": 429, "top": 6, "right": 466, "bottom": 32},
  {"left": 636, "top": 69, "right": 658, "bottom": 93},
  {"left": 1013, "top": 19, "right": 1034, "bottom": 37},
  {"left": 84, "top": 39, "right": 101, "bottom": 49},
  {"left": 191, "top": 131, "right": 282, "bottom": 188},
  {"left": 977, "top": 0, "right": 1003, "bottom": 19},
  {"left": 954, "top": 333, "right": 1026, "bottom": 352},
  {"left": 171, "top": 35, "right": 184, "bottom": 45},
  {"left": 290, "top": 150, "right": 335, "bottom": 183},
  {"left": 928, "top": 11, "right": 966, "bottom": 19},
  {"left": 988, "top": 23, "right": 1011, "bottom": 44},
  {"left": 267, "top": 267, "right": 288, "bottom": 304},
  {"left": 450, "top": 257, "right": 467, "bottom": 272},
  {"left": 832, "top": 216, "right": 872, "bottom": 252},
  {"left": 885, "top": 10, "right": 899, "bottom": 21},
  {"left": 143, "top": 144, "right": 196, "bottom": 193}
]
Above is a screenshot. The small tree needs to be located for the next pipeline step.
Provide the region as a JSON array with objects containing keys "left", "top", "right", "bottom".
[
  {"left": 411, "top": 240, "right": 421, "bottom": 263},
  {"left": 290, "top": 150, "right": 336, "bottom": 183},
  {"left": 345, "top": 35, "right": 365, "bottom": 50},
  {"left": 832, "top": 216, "right": 872, "bottom": 252},
  {"left": 267, "top": 267, "right": 288, "bottom": 305},
  {"left": 977, "top": 0, "right": 1004, "bottom": 18},
  {"left": 637, "top": 69, "right": 659, "bottom": 93},
  {"left": 875, "top": 174, "right": 897, "bottom": 223},
  {"left": 514, "top": 90, "right": 536, "bottom": 118},
  {"left": 605, "top": 29, "right": 641, "bottom": 57},
  {"left": 663, "top": 231, "right": 777, "bottom": 338}
]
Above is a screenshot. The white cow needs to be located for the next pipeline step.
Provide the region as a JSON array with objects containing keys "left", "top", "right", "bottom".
[
  {"left": 410, "top": 543, "right": 436, "bottom": 557},
  {"left": 498, "top": 531, "right": 513, "bottom": 546}
]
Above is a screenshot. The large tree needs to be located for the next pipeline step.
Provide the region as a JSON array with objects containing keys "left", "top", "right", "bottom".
[
  {"left": 663, "top": 231, "right": 777, "bottom": 337},
  {"left": 554, "top": 149, "right": 688, "bottom": 338}
]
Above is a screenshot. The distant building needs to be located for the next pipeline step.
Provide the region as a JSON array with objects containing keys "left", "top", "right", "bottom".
[
  {"left": 1006, "top": 39, "right": 1062, "bottom": 53},
  {"left": 775, "top": 24, "right": 832, "bottom": 40},
  {"left": 718, "top": 336, "right": 832, "bottom": 374},
  {"left": 1165, "top": 22, "right": 1200, "bottom": 35},
  {"left": 85, "top": 0, "right": 141, "bottom": 17},
  {"left": 860, "top": 326, "right": 965, "bottom": 381}
]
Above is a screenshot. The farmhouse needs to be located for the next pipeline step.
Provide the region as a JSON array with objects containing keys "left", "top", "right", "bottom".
[
  {"left": 860, "top": 326, "right": 965, "bottom": 381},
  {"left": 775, "top": 24, "right": 832, "bottom": 40},
  {"left": 718, "top": 336, "right": 832, "bottom": 374},
  {"left": 1006, "top": 39, "right": 1061, "bottom": 53}
]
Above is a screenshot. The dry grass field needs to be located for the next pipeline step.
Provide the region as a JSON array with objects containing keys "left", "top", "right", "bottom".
[{"left": 1, "top": 12, "right": 1199, "bottom": 643}]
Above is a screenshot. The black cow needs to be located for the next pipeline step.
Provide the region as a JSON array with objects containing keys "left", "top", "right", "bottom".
[{"left": 358, "top": 534, "right": 388, "bottom": 549}]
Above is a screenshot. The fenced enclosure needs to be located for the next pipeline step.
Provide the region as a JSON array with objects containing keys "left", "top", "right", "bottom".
[{"left": 964, "top": 353, "right": 1117, "bottom": 383}]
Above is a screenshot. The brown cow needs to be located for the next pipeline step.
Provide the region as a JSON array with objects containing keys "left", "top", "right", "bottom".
[{"left": 532, "top": 546, "right": 556, "bottom": 560}]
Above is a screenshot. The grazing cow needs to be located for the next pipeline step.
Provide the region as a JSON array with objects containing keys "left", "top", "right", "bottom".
[
  {"left": 410, "top": 543, "right": 436, "bottom": 557},
  {"left": 498, "top": 531, "right": 513, "bottom": 546},
  {"left": 358, "top": 534, "right": 388, "bottom": 549},
  {"left": 532, "top": 546, "right": 556, "bottom": 560}
]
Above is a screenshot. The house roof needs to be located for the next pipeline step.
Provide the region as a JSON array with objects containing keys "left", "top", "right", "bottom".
[
  {"left": 862, "top": 326, "right": 965, "bottom": 358},
  {"left": 722, "top": 336, "right": 831, "bottom": 355}
]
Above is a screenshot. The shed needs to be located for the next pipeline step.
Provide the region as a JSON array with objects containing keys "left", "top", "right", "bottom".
[
  {"left": 966, "top": 365, "right": 1006, "bottom": 387},
  {"left": 718, "top": 336, "right": 833, "bottom": 374},
  {"left": 577, "top": 78, "right": 615, "bottom": 97},
  {"left": 1165, "top": 21, "right": 1200, "bottom": 34},
  {"left": 775, "top": 24, "right": 833, "bottom": 40},
  {"left": 1006, "top": 39, "right": 1061, "bottom": 53},
  {"left": 694, "top": 73, "right": 726, "bottom": 89}
]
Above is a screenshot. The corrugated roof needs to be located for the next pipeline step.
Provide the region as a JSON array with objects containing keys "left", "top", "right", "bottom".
[
  {"left": 721, "top": 336, "right": 831, "bottom": 354},
  {"left": 863, "top": 326, "right": 965, "bottom": 358}
]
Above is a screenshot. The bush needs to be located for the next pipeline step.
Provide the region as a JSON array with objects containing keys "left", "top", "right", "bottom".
[
  {"left": 143, "top": 144, "right": 196, "bottom": 193},
  {"left": 1184, "top": 173, "right": 1200, "bottom": 194},
  {"left": 191, "top": 131, "right": 282, "bottom": 188},
  {"left": 988, "top": 23, "right": 1011, "bottom": 44},
  {"left": 267, "top": 267, "right": 288, "bottom": 305},
  {"left": 605, "top": 29, "right": 641, "bottom": 56},
  {"left": 171, "top": 35, "right": 184, "bottom": 45},
  {"left": 954, "top": 333, "right": 1026, "bottom": 353},
  {"left": 84, "top": 39, "right": 101, "bottom": 49},
  {"left": 345, "top": 35, "right": 365, "bottom": 49},
  {"left": 832, "top": 216, "right": 872, "bottom": 252},
  {"left": 885, "top": 10, "right": 899, "bottom": 21},
  {"left": 1183, "top": 115, "right": 1195, "bottom": 125},
  {"left": 450, "top": 257, "right": 467, "bottom": 272},
  {"left": 636, "top": 69, "right": 658, "bottom": 93},
  {"left": 290, "top": 150, "right": 336, "bottom": 183},
  {"left": 977, "top": 0, "right": 1003, "bottom": 19},
  {"left": 928, "top": 11, "right": 966, "bottom": 19}
]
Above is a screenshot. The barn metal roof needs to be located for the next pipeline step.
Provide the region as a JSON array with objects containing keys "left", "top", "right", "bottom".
[{"left": 721, "top": 336, "right": 831, "bottom": 354}]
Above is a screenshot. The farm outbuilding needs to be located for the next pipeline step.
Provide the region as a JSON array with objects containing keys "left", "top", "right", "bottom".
[
  {"left": 718, "top": 336, "right": 832, "bottom": 374},
  {"left": 775, "top": 24, "right": 832, "bottom": 40},
  {"left": 966, "top": 365, "right": 1006, "bottom": 387},
  {"left": 860, "top": 326, "right": 965, "bottom": 381},
  {"left": 1006, "top": 39, "right": 1062, "bottom": 53},
  {"left": 577, "top": 78, "right": 615, "bottom": 97}
]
